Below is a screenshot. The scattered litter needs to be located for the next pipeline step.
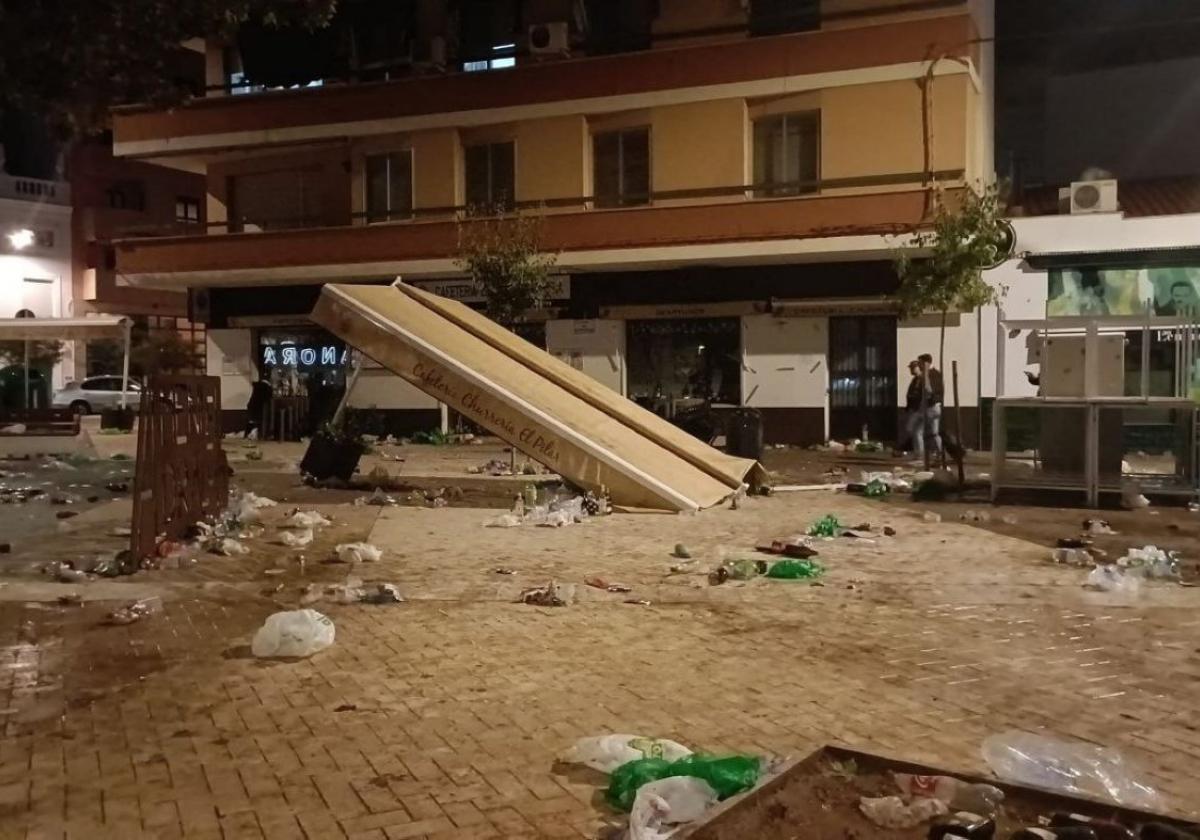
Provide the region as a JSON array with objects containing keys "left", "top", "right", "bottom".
[
  {"left": 107, "top": 597, "right": 163, "bottom": 626},
  {"left": 606, "top": 755, "right": 760, "bottom": 813},
  {"left": 235, "top": 492, "right": 277, "bottom": 524},
  {"left": 624, "top": 599, "right": 652, "bottom": 606},
  {"left": 492, "top": 567, "right": 517, "bottom": 575},
  {"left": 519, "top": 580, "right": 574, "bottom": 607},
  {"left": 212, "top": 538, "right": 249, "bottom": 557},
  {"left": 710, "top": 558, "right": 765, "bottom": 584},
  {"left": 44, "top": 459, "right": 76, "bottom": 471},
  {"left": 559, "top": 735, "right": 693, "bottom": 773},
  {"left": 277, "top": 529, "right": 313, "bottom": 548},
  {"left": 57, "top": 593, "right": 83, "bottom": 607},
  {"left": 771, "top": 483, "right": 845, "bottom": 493},
  {"left": 56, "top": 510, "right": 78, "bottom": 520},
  {"left": 981, "top": 730, "right": 1161, "bottom": 810},
  {"left": 1057, "top": 537, "right": 1090, "bottom": 549},
  {"left": 0, "top": 423, "right": 27, "bottom": 434},
  {"left": 672, "top": 543, "right": 691, "bottom": 559},
  {"left": 484, "top": 513, "right": 523, "bottom": 528},
  {"left": 882, "top": 526, "right": 897, "bottom": 537},
  {"left": 50, "top": 563, "right": 87, "bottom": 583},
  {"left": 286, "top": 510, "right": 330, "bottom": 529},
  {"left": 263, "top": 568, "right": 286, "bottom": 577},
  {"left": 1084, "top": 518, "right": 1117, "bottom": 535},
  {"left": 806, "top": 514, "right": 843, "bottom": 538},
  {"left": 959, "top": 509, "right": 991, "bottom": 523},
  {"left": 585, "top": 577, "right": 632, "bottom": 593},
  {"left": 756, "top": 535, "right": 818, "bottom": 558},
  {"left": 765, "top": 559, "right": 825, "bottom": 580},
  {"left": 627, "top": 777, "right": 718, "bottom": 840},
  {"left": 859, "top": 795, "right": 948, "bottom": 828},
  {"left": 1052, "top": 547, "right": 1094, "bottom": 567},
  {"left": 1119, "top": 545, "right": 1181, "bottom": 580},
  {"left": 251, "top": 609, "right": 335, "bottom": 658},
  {"left": 1084, "top": 565, "right": 1141, "bottom": 595},
  {"left": 356, "top": 487, "right": 397, "bottom": 506},
  {"left": 335, "top": 542, "right": 382, "bottom": 563},
  {"left": 1121, "top": 487, "right": 1151, "bottom": 510},
  {"left": 922, "top": 511, "right": 942, "bottom": 524},
  {"left": 361, "top": 583, "right": 404, "bottom": 604},
  {"left": 105, "top": 481, "right": 129, "bottom": 493},
  {"left": 893, "top": 774, "right": 1005, "bottom": 816}
]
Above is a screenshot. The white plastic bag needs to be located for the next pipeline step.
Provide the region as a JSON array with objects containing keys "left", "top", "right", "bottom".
[
  {"left": 1084, "top": 565, "right": 1140, "bottom": 596},
  {"left": 287, "top": 510, "right": 330, "bottom": 529},
  {"left": 277, "top": 528, "right": 313, "bottom": 548},
  {"left": 627, "top": 777, "right": 718, "bottom": 840},
  {"left": 485, "top": 513, "right": 523, "bottom": 528},
  {"left": 981, "top": 731, "right": 1161, "bottom": 810},
  {"left": 236, "top": 492, "right": 277, "bottom": 523},
  {"left": 251, "top": 609, "right": 335, "bottom": 658},
  {"left": 558, "top": 735, "right": 693, "bottom": 773},
  {"left": 335, "top": 542, "right": 382, "bottom": 563}
]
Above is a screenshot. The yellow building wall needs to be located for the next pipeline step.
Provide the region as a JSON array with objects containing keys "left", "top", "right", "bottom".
[
  {"left": 819, "top": 75, "right": 968, "bottom": 181},
  {"left": 515, "top": 116, "right": 588, "bottom": 203},
  {"left": 411, "top": 128, "right": 461, "bottom": 209},
  {"left": 651, "top": 100, "right": 748, "bottom": 192}
]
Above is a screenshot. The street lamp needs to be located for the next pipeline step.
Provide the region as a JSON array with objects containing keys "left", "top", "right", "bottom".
[{"left": 7, "top": 228, "right": 34, "bottom": 250}]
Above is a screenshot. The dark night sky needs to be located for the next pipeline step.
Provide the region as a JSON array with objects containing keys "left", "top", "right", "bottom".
[{"left": 997, "top": 0, "right": 1200, "bottom": 186}]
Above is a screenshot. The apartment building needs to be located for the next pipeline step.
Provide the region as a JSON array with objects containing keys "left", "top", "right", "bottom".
[{"left": 110, "top": 0, "right": 995, "bottom": 443}]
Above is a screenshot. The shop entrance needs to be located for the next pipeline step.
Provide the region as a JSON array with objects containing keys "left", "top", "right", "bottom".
[{"left": 828, "top": 315, "right": 897, "bottom": 442}]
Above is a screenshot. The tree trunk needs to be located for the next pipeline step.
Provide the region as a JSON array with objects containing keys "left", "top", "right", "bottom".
[{"left": 939, "top": 308, "right": 947, "bottom": 372}]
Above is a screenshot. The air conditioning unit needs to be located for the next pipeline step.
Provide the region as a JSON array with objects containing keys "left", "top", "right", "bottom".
[
  {"left": 529, "top": 21, "right": 569, "bottom": 55},
  {"left": 1069, "top": 179, "right": 1118, "bottom": 214}
]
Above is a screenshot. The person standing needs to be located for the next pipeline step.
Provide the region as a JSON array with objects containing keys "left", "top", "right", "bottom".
[
  {"left": 909, "top": 353, "right": 944, "bottom": 460},
  {"left": 902, "top": 360, "right": 923, "bottom": 453}
]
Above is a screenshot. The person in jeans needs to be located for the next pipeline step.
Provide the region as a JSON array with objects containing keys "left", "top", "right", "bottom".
[
  {"left": 901, "top": 360, "right": 922, "bottom": 452},
  {"left": 907, "top": 353, "right": 944, "bottom": 459}
]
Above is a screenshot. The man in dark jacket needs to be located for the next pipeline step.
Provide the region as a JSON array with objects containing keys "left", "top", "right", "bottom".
[{"left": 908, "top": 353, "right": 943, "bottom": 459}]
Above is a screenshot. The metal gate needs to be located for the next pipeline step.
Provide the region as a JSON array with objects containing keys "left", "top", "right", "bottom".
[
  {"left": 131, "top": 376, "right": 228, "bottom": 560},
  {"left": 828, "top": 316, "right": 897, "bottom": 441}
]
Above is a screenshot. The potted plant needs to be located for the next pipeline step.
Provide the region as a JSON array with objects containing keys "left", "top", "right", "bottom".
[{"left": 300, "top": 415, "right": 368, "bottom": 482}]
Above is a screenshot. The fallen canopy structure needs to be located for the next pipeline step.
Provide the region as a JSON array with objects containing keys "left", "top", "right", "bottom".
[{"left": 310, "top": 281, "right": 762, "bottom": 511}]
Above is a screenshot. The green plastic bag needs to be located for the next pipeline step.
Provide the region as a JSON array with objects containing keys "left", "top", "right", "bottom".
[
  {"left": 806, "top": 514, "right": 842, "bottom": 537},
  {"left": 606, "top": 754, "right": 761, "bottom": 812},
  {"left": 766, "top": 559, "right": 825, "bottom": 580},
  {"left": 863, "top": 478, "right": 890, "bottom": 498}
]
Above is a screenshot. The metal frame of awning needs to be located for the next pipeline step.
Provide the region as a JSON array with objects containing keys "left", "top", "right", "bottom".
[{"left": 0, "top": 317, "right": 134, "bottom": 410}]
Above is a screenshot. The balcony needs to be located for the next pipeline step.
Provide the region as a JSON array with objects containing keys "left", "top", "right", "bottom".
[
  {"left": 112, "top": 13, "right": 975, "bottom": 159},
  {"left": 114, "top": 180, "right": 961, "bottom": 289},
  {"left": 0, "top": 174, "right": 70, "bottom": 206}
]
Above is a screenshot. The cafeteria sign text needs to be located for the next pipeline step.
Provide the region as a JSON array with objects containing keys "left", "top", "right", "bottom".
[{"left": 261, "top": 344, "right": 348, "bottom": 368}]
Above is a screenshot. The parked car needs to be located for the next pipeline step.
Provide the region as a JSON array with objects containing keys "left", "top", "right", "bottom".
[{"left": 53, "top": 376, "right": 142, "bottom": 414}]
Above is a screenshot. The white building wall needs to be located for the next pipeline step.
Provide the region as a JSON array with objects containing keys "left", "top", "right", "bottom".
[
  {"left": 206, "top": 328, "right": 254, "bottom": 410},
  {"left": 741, "top": 314, "right": 828, "bottom": 409},
  {"left": 897, "top": 312, "right": 979, "bottom": 407}
]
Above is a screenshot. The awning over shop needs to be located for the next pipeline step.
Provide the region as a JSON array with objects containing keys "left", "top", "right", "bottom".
[
  {"left": 311, "top": 281, "right": 761, "bottom": 511},
  {"left": 0, "top": 316, "right": 130, "bottom": 341},
  {"left": 1024, "top": 246, "right": 1200, "bottom": 270}
]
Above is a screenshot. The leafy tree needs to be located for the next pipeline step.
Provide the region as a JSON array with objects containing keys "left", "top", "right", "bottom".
[
  {"left": 895, "top": 182, "right": 1012, "bottom": 369},
  {"left": 0, "top": 0, "right": 337, "bottom": 134},
  {"left": 0, "top": 340, "right": 64, "bottom": 368},
  {"left": 130, "top": 331, "right": 203, "bottom": 377},
  {"left": 455, "top": 207, "right": 559, "bottom": 325}
]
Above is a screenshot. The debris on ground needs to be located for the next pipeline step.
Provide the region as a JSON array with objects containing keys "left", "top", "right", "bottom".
[
  {"left": 251, "top": 609, "right": 335, "bottom": 658},
  {"left": 107, "top": 597, "right": 163, "bottom": 626},
  {"left": 286, "top": 510, "right": 330, "bottom": 529},
  {"left": 0, "top": 542, "right": 10, "bottom": 553},
  {"left": 277, "top": 528, "right": 313, "bottom": 548},
  {"left": 492, "top": 567, "right": 517, "bottom": 575},
  {"left": 859, "top": 795, "right": 948, "bottom": 828},
  {"left": 360, "top": 583, "right": 404, "bottom": 604},
  {"left": 1052, "top": 547, "right": 1094, "bottom": 567},
  {"left": 1121, "top": 487, "right": 1151, "bottom": 510},
  {"left": 1057, "top": 536, "right": 1090, "bottom": 549},
  {"left": 627, "top": 777, "right": 718, "bottom": 840},
  {"left": 335, "top": 542, "right": 383, "bottom": 563},
  {"left": 212, "top": 537, "right": 249, "bottom": 556},
  {"left": 892, "top": 773, "right": 1005, "bottom": 816},
  {"left": 999, "top": 513, "right": 1019, "bottom": 525},
  {"left": 922, "top": 511, "right": 942, "bottom": 523},
  {"left": 756, "top": 535, "right": 818, "bottom": 558},
  {"left": 959, "top": 509, "right": 991, "bottom": 523},
  {"left": 355, "top": 487, "right": 397, "bottom": 506},
  {"left": 486, "top": 492, "right": 608, "bottom": 528},
  {"left": 57, "top": 593, "right": 83, "bottom": 607},
  {"left": 882, "top": 526, "right": 897, "bottom": 537},
  {"left": 559, "top": 735, "right": 694, "bottom": 773},
  {"left": 624, "top": 599, "right": 652, "bottom": 606},
  {"left": 584, "top": 576, "right": 632, "bottom": 593},
  {"left": 764, "top": 558, "right": 826, "bottom": 580},
  {"left": 484, "top": 513, "right": 523, "bottom": 528},
  {"left": 806, "top": 514, "right": 843, "bottom": 538},
  {"left": 1084, "top": 564, "right": 1141, "bottom": 595},
  {"left": 1118, "top": 545, "right": 1181, "bottom": 580},
  {"left": 235, "top": 492, "right": 277, "bottom": 523},
  {"left": 606, "top": 754, "right": 761, "bottom": 813},
  {"left": 709, "top": 558, "right": 765, "bottom": 585},
  {"left": 1084, "top": 518, "right": 1117, "bottom": 535},
  {"left": 672, "top": 543, "right": 691, "bottom": 559},
  {"left": 981, "top": 730, "right": 1162, "bottom": 810},
  {"left": 519, "top": 580, "right": 574, "bottom": 607}
]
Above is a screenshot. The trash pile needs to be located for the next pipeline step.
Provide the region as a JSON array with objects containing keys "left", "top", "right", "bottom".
[
  {"left": 251, "top": 609, "right": 335, "bottom": 658},
  {"left": 302, "top": 576, "right": 403, "bottom": 606},
  {"left": 859, "top": 769, "right": 1006, "bottom": 830},
  {"left": 467, "top": 458, "right": 540, "bottom": 476},
  {"left": 519, "top": 580, "right": 575, "bottom": 606},
  {"left": 486, "top": 486, "right": 610, "bottom": 528},
  {"left": 558, "top": 735, "right": 761, "bottom": 840}
]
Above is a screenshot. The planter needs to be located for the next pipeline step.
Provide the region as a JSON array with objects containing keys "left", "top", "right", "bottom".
[
  {"left": 100, "top": 407, "right": 136, "bottom": 431},
  {"left": 300, "top": 435, "right": 363, "bottom": 482}
]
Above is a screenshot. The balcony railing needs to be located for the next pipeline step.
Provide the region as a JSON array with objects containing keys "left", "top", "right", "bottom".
[{"left": 0, "top": 174, "right": 70, "bottom": 206}]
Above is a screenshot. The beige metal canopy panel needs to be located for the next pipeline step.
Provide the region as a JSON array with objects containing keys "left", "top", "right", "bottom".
[
  {"left": 0, "top": 316, "right": 130, "bottom": 341},
  {"left": 312, "top": 282, "right": 761, "bottom": 511}
]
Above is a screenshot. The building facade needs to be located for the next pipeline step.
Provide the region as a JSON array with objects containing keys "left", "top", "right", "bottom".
[{"left": 109, "top": 0, "right": 996, "bottom": 443}]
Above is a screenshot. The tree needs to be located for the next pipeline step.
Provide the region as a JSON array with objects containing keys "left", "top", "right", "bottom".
[
  {"left": 455, "top": 207, "right": 559, "bottom": 325},
  {"left": 0, "top": 0, "right": 337, "bottom": 135},
  {"left": 894, "top": 182, "right": 1012, "bottom": 369},
  {"left": 130, "top": 331, "right": 203, "bottom": 377}
]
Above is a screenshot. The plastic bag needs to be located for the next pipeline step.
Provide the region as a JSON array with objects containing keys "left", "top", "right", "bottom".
[
  {"left": 251, "top": 609, "right": 335, "bottom": 658},
  {"left": 606, "top": 755, "right": 760, "bottom": 812},
  {"left": 765, "top": 559, "right": 825, "bottom": 580},
  {"left": 1084, "top": 565, "right": 1141, "bottom": 596},
  {"left": 277, "top": 528, "right": 313, "bottom": 548},
  {"left": 859, "top": 795, "right": 947, "bottom": 828},
  {"left": 559, "top": 735, "right": 693, "bottom": 774},
  {"left": 981, "top": 731, "right": 1162, "bottom": 810},
  {"left": 806, "top": 514, "right": 843, "bottom": 537},
  {"left": 235, "top": 492, "right": 277, "bottom": 523},
  {"left": 335, "top": 542, "right": 383, "bottom": 563},
  {"left": 627, "top": 777, "right": 717, "bottom": 840},
  {"left": 287, "top": 510, "right": 330, "bottom": 529}
]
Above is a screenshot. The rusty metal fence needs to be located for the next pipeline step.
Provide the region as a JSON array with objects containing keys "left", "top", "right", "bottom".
[{"left": 130, "top": 376, "right": 228, "bottom": 560}]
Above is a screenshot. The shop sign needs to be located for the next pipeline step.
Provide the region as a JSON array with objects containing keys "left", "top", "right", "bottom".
[
  {"left": 261, "top": 344, "right": 348, "bottom": 367},
  {"left": 414, "top": 276, "right": 571, "bottom": 304}
]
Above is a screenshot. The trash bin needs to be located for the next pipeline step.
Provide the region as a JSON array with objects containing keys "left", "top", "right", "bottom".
[{"left": 727, "top": 408, "right": 764, "bottom": 461}]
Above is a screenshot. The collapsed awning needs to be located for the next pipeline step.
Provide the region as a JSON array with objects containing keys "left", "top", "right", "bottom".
[
  {"left": 311, "top": 282, "right": 761, "bottom": 511},
  {"left": 0, "top": 316, "right": 130, "bottom": 341}
]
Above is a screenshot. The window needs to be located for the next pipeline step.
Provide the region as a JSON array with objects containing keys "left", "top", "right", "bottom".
[
  {"left": 175, "top": 196, "right": 201, "bottom": 225},
  {"left": 464, "top": 141, "right": 516, "bottom": 211},
  {"left": 229, "top": 170, "right": 321, "bottom": 231},
  {"left": 464, "top": 43, "right": 517, "bottom": 72},
  {"left": 106, "top": 180, "right": 146, "bottom": 211},
  {"left": 365, "top": 151, "right": 414, "bottom": 222},
  {"left": 593, "top": 128, "right": 650, "bottom": 208},
  {"left": 753, "top": 112, "right": 820, "bottom": 197}
]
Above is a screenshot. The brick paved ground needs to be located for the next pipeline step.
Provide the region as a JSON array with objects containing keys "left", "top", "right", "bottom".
[{"left": 2, "top": 452, "right": 1199, "bottom": 839}]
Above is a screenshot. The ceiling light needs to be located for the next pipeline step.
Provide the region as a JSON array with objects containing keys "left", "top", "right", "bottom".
[{"left": 7, "top": 229, "right": 34, "bottom": 250}]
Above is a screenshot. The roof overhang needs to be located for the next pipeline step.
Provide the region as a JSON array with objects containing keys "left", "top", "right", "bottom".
[{"left": 0, "top": 316, "right": 130, "bottom": 341}]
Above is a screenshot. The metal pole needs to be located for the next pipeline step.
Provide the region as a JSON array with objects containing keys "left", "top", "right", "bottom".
[
  {"left": 995, "top": 308, "right": 1006, "bottom": 398},
  {"left": 1140, "top": 302, "right": 1150, "bottom": 399},
  {"left": 23, "top": 340, "right": 30, "bottom": 409},
  {"left": 120, "top": 320, "right": 132, "bottom": 410}
]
